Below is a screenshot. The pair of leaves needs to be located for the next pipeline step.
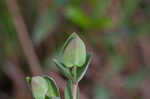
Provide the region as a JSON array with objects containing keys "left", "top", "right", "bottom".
[
  {"left": 53, "top": 53, "right": 92, "bottom": 83},
  {"left": 53, "top": 33, "right": 92, "bottom": 83},
  {"left": 26, "top": 76, "right": 60, "bottom": 99}
]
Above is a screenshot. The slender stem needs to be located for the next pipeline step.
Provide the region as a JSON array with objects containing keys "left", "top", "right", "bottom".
[
  {"left": 73, "top": 66, "right": 77, "bottom": 81},
  {"left": 72, "top": 82, "right": 78, "bottom": 99},
  {"left": 72, "top": 66, "right": 78, "bottom": 99}
]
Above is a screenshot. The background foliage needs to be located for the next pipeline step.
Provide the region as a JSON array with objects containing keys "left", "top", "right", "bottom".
[{"left": 0, "top": 0, "right": 150, "bottom": 99}]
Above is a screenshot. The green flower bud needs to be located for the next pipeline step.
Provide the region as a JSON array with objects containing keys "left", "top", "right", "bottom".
[
  {"left": 62, "top": 33, "right": 86, "bottom": 67},
  {"left": 31, "top": 76, "right": 48, "bottom": 99}
]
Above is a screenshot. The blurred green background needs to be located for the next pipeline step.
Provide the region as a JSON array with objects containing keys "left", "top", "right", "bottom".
[{"left": 0, "top": 0, "right": 150, "bottom": 99}]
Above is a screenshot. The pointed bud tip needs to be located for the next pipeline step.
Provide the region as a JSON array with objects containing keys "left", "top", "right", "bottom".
[{"left": 70, "top": 32, "right": 78, "bottom": 38}]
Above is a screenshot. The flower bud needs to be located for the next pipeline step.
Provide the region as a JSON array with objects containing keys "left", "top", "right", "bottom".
[
  {"left": 31, "top": 76, "right": 48, "bottom": 99},
  {"left": 62, "top": 33, "right": 86, "bottom": 67}
]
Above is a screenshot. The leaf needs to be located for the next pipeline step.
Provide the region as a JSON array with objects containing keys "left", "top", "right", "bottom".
[
  {"left": 45, "top": 96, "right": 60, "bottom": 99},
  {"left": 50, "top": 96, "right": 60, "bottom": 99},
  {"left": 65, "top": 80, "right": 73, "bottom": 99},
  {"left": 76, "top": 53, "right": 92, "bottom": 82},
  {"left": 65, "top": 6, "right": 91, "bottom": 29},
  {"left": 54, "top": 53, "right": 92, "bottom": 83},
  {"left": 53, "top": 59, "right": 73, "bottom": 80},
  {"left": 26, "top": 76, "right": 31, "bottom": 86},
  {"left": 43, "top": 76, "right": 60, "bottom": 99}
]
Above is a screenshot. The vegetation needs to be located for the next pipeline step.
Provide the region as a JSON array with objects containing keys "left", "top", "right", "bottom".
[
  {"left": 27, "top": 33, "right": 92, "bottom": 99},
  {"left": 0, "top": 0, "right": 150, "bottom": 99}
]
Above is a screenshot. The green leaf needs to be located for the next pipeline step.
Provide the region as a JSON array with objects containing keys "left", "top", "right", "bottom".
[
  {"left": 45, "top": 96, "right": 60, "bottom": 99},
  {"left": 53, "top": 59, "right": 73, "bottom": 80},
  {"left": 65, "top": 7, "right": 91, "bottom": 29},
  {"left": 65, "top": 80, "right": 73, "bottom": 99},
  {"left": 26, "top": 76, "right": 31, "bottom": 86},
  {"left": 62, "top": 33, "right": 86, "bottom": 67},
  {"left": 76, "top": 53, "right": 92, "bottom": 82},
  {"left": 43, "top": 76, "right": 60, "bottom": 99}
]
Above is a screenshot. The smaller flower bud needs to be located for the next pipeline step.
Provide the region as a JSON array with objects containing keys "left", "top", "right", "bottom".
[{"left": 31, "top": 76, "right": 48, "bottom": 99}]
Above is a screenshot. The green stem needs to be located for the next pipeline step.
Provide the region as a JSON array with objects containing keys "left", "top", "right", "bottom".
[
  {"left": 73, "top": 66, "right": 77, "bottom": 81},
  {"left": 72, "top": 66, "right": 78, "bottom": 99},
  {"left": 72, "top": 82, "right": 78, "bottom": 99}
]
